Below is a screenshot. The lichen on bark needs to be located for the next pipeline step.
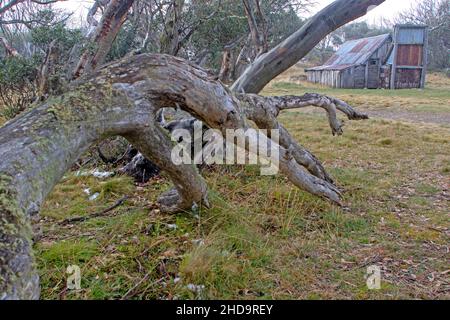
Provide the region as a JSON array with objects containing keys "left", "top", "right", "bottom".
[{"left": 0, "top": 174, "right": 37, "bottom": 300}]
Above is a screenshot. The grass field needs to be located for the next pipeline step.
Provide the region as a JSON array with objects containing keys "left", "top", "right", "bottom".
[{"left": 13, "top": 70, "right": 449, "bottom": 300}]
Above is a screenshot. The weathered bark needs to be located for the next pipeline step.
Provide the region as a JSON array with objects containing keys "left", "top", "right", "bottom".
[
  {"left": 231, "top": 0, "right": 386, "bottom": 93},
  {"left": 72, "top": 0, "right": 135, "bottom": 79},
  {"left": 0, "top": 53, "right": 367, "bottom": 299},
  {"left": 126, "top": 0, "right": 214, "bottom": 179},
  {"left": 124, "top": 0, "right": 385, "bottom": 183},
  {"left": 218, "top": 47, "right": 234, "bottom": 83},
  {"left": 36, "top": 40, "right": 60, "bottom": 100},
  {"left": 242, "top": 0, "right": 268, "bottom": 60},
  {"left": 218, "top": 36, "right": 246, "bottom": 83},
  {"left": 159, "top": 0, "right": 185, "bottom": 56},
  {"left": 86, "top": 0, "right": 111, "bottom": 27}
]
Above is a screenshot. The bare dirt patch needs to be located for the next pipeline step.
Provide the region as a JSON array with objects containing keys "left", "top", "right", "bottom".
[{"left": 365, "top": 109, "right": 450, "bottom": 126}]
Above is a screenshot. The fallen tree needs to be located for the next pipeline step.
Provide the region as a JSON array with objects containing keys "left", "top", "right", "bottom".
[
  {"left": 126, "top": 0, "right": 385, "bottom": 180},
  {"left": 0, "top": 53, "right": 367, "bottom": 299},
  {"left": 0, "top": 0, "right": 385, "bottom": 300}
]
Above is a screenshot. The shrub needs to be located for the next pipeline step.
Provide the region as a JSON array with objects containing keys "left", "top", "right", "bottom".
[{"left": 0, "top": 56, "right": 38, "bottom": 119}]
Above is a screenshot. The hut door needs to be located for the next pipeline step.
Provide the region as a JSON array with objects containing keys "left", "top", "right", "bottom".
[{"left": 367, "top": 59, "right": 380, "bottom": 89}]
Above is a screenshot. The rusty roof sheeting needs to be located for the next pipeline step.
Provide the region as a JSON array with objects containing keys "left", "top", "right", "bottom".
[{"left": 306, "top": 34, "right": 391, "bottom": 71}]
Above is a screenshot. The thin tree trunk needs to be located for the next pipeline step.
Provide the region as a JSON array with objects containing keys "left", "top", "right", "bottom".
[
  {"left": 159, "top": 0, "right": 185, "bottom": 56},
  {"left": 218, "top": 48, "right": 233, "bottom": 83},
  {"left": 242, "top": 0, "right": 268, "bottom": 60},
  {"left": 0, "top": 36, "right": 19, "bottom": 56},
  {"left": 72, "top": 0, "right": 135, "bottom": 79},
  {"left": 36, "top": 40, "right": 59, "bottom": 100}
]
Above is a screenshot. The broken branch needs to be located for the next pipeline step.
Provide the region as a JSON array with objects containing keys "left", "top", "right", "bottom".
[{"left": 60, "top": 196, "right": 129, "bottom": 225}]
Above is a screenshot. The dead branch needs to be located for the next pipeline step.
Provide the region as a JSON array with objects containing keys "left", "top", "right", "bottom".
[{"left": 60, "top": 196, "right": 129, "bottom": 225}]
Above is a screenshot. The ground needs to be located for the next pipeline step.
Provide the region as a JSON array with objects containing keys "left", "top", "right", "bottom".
[{"left": 3, "top": 70, "right": 449, "bottom": 300}]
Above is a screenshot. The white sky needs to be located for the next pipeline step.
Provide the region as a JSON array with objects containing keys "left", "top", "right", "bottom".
[
  {"left": 313, "top": 0, "right": 416, "bottom": 23},
  {"left": 56, "top": 0, "right": 417, "bottom": 25}
]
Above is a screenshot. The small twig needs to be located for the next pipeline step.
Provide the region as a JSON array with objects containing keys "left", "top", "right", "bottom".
[
  {"left": 60, "top": 196, "right": 129, "bottom": 225},
  {"left": 427, "top": 226, "right": 448, "bottom": 234},
  {"left": 358, "top": 255, "right": 383, "bottom": 269},
  {"left": 120, "top": 272, "right": 150, "bottom": 300},
  {"left": 121, "top": 274, "right": 165, "bottom": 300}
]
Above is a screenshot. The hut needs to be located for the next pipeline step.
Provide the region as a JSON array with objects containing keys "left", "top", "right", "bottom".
[{"left": 306, "top": 25, "right": 428, "bottom": 89}]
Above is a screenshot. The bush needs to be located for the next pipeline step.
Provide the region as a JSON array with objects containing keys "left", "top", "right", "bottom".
[
  {"left": 0, "top": 21, "right": 83, "bottom": 120},
  {"left": 0, "top": 56, "right": 38, "bottom": 119},
  {"left": 31, "top": 23, "right": 83, "bottom": 53}
]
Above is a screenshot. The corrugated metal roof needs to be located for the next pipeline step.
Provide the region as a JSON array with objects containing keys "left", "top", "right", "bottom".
[{"left": 306, "top": 34, "right": 391, "bottom": 71}]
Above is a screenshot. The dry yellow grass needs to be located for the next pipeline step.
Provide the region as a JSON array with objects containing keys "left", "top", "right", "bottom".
[{"left": 265, "top": 67, "right": 450, "bottom": 126}]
